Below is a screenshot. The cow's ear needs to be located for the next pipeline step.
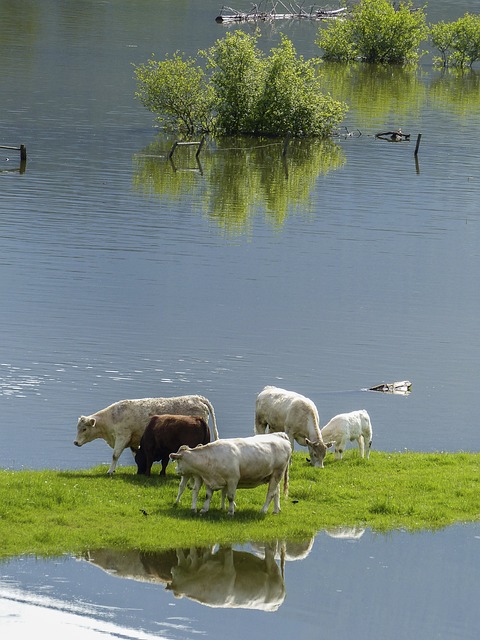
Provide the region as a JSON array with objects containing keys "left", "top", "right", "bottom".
[
  {"left": 325, "top": 441, "right": 335, "bottom": 448},
  {"left": 87, "top": 418, "right": 96, "bottom": 427},
  {"left": 170, "top": 452, "right": 180, "bottom": 460},
  {"left": 305, "top": 438, "right": 312, "bottom": 446}
]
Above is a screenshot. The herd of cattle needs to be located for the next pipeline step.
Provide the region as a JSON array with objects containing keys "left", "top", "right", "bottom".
[{"left": 74, "top": 385, "right": 373, "bottom": 516}]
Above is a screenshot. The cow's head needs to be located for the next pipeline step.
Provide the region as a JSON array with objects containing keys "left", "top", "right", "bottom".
[
  {"left": 170, "top": 445, "right": 190, "bottom": 474},
  {"left": 135, "top": 446, "right": 147, "bottom": 474},
  {"left": 305, "top": 438, "right": 330, "bottom": 468},
  {"left": 74, "top": 416, "right": 97, "bottom": 447}
]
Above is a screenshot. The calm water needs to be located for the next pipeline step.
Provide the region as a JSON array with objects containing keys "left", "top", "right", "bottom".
[{"left": 1, "top": 0, "right": 479, "bottom": 637}]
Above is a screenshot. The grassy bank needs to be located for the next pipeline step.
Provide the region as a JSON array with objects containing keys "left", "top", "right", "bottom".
[{"left": 0, "top": 451, "right": 479, "bottom": 560}]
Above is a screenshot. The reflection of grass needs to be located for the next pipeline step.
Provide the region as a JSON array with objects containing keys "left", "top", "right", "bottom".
[
  {"left": 1, "top": 450, "right": 479, "bottom": 559},
  {"left": 132, "top": 136, "right": 345, "bottom": 234}
]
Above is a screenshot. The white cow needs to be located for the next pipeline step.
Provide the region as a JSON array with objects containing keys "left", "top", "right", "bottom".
[
  {"left": 254, "top": 385, "right": 330, "bottom": 467},
  {"left": 74, "top": 395, "right": 219, "bottom": 474},
  {"left": 170, "top": 433, "right": 292, "bottom": 516},
  {"left": 319, "top": 409, "right": 373, "bottom": 460}
]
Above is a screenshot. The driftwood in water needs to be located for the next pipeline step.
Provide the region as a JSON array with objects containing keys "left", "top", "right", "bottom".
[
  {"left": 215, "top": 3, "right": 348, "bottom": 23},
  {"left": 369, "top": 381, "right": 412, "bottom": 395}
]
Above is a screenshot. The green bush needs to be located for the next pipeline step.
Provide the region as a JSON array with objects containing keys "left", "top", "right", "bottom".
[
  {"left": 317, "top": 0, "right": 429, "bottom": 65},
  {"left": 134, "top": 53, "right": 214, "bottom": 135},
  {"left": 201, "top": 31, "right": 265, "bottom": 135},
  {"left": 135, "top": 32, "right": 347, "bottom": 138},
  {"left": 431, "top": 13, "right": 480, "bottom": 68},
  {"left": 253, "top": 35, "right": 347, "bottom": 136}
]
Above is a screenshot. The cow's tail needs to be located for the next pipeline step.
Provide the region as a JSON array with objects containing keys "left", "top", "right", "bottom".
[
  {"left": 364, "top": 410, "right": 373, "bottom": 450},
  {"left": 312, "top": 406, "right": 324, "bottom": 443},
  {"left": 200, "top": 396, "right": 219, "bottom": 440},
  {"left": 283, "top": 460, "right": 289, "bottom": 498}
]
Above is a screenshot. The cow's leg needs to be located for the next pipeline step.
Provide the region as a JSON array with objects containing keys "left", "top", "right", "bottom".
[
  {"left": 358, "top": 435, "right": 365, "bottom": 458},
  {"left": 174, "top": 475, "right": 189, "bottom": 506},
  {"left": 200, "top": 486, "right": 214, "bottom": 514},
  {"left": 108, "top": 438, "right": 129, "bottom": 474},
  {"left": 262, "top": 474, "right": 281, "bottom": 514},
  {"left": 335, "top": 437, "right": 347, "bottom": 460},
  {"left": 191, "top": 476, "right": 203, "bottom": 512},
  {"left": 226, "top": 482, "right": 237, "bottom": 516},
  {"left": 160, "top": 456, "right": 169, "bottom": 476},
  {"left": 220, "top": 487, "right": 227, "bottom": 511},
  {"left": 273, "top": 481, "right": 282, "bottom": 514},
  {"left": 144, "top": 453, "right": 156, "bottom": 477},
  {"left": 365, "top": 433, "right": 372, "bottom": 459}
]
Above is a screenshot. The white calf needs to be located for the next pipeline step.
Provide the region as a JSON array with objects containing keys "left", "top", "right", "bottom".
[{"left": 319, "top": 409, "right": 373, "bottom": 460}]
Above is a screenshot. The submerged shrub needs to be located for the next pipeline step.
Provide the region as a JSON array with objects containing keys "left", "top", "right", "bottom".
[
  {"left": 134, "top": 53, "right": 214, "bottom": 135},
  {"left": 317, "top": 0, "right": 429, "bottom": 65},
  {"left": 136, "top": 32, "right": 347, "bottom": 137},
  {"left": 201, "top": 30, "right": 265, "bottom": 135},
  {"left": 255, "top": 35, "right": 348, "bottom": 136},
  {"left": 431, "top": 13, "right": 480, "bottom": 68}
]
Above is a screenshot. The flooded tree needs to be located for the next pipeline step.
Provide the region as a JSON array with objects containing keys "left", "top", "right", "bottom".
[
  {"left": 431, "top": 13, "right": 480, "bottom": 68},
  {"left": 135, "top": 31, "right": 347, "bottom": 138},
  {"left": 134, "top": 53, "right": 214, "bottom": 135},
  {"left": 316, "top": 0, "right": 429, "bottom": 65}
]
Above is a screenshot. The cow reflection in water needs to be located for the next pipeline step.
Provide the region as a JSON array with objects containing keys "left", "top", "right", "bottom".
[
  {"left": 324, "top": 526, "right": 365, "bottom": 540},
  {"left": 167, "top": 545, "right": 285, "bottom": 611},
  {"left": 250, "top": 536, "right": 315, "bottom": 562},
  {"left": 82, "top": 548, "right": 178, "bottom": 585},
  {"left": 82, "top": 543, "right": 286, "bottom": 612}
]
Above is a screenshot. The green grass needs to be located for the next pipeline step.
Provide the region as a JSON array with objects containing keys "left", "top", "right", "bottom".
[{"left": 0, "top": 450, "right": 479, "bottom": 560}]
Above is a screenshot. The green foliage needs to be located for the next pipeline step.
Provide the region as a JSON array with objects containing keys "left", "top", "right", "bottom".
[
  {"left": 134, "top": 52, "right": 214, "bottom": 135},
  {"left": 430, "top": 21, "right": 456, "bottom": 68},
  {"left": 255, "top": 35, "right": 347, "bottom": 136},
  {"left": 1, "top": 451, "right": 480, "bottom": 559},
  {"left": 317, "top": 0, "right": 429, "bottom": 65},
  {"left": 201, "top": 30, "right": 265, "bottom": 135},
  {"left": 136, "top": 32, "right": 347, "bottom": 138},
  {"left": 431, "top": 13, "right": 480, "bottom": 68},
  {"left": 316, "top": 16, "right": 358, "bottom": 63}
]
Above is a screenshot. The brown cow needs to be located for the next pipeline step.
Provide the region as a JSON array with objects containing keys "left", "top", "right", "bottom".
[{"left": 135, "top": 414, "right": 211, "bottom": 476}]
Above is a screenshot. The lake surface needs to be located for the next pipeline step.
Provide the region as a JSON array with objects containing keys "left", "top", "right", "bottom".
[{"left": 1, "top": 1, "right": 479, "bottom": 637}]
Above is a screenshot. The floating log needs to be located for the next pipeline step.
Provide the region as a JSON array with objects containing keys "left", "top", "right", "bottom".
[
  {"left": 375, "top": 130, "right": 411, "bottom": 142},
  {"left": 368, "top": 381, "right": 412, "bottom": 395},
  {"left": 215, "top": 3, "right": 348, "bottom": 23}
]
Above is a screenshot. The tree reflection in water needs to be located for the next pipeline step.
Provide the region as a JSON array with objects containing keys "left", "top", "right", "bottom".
[{"left": 133, "top": 137, "right": 346, "bottom": 234}]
